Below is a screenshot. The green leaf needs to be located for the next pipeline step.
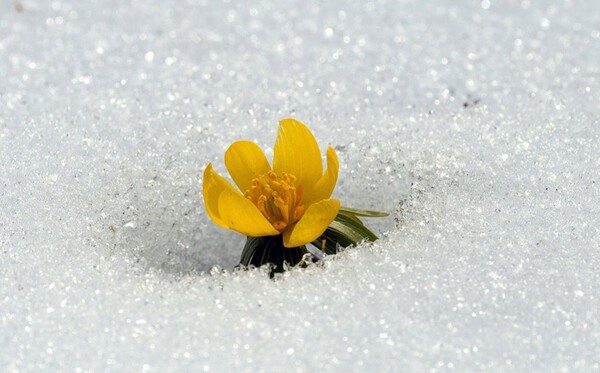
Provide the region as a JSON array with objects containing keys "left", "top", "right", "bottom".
[
  {"left": 339, "top": 206, "right": 389, "bottom": 218},
  {"left": 333, "top": 213, "right": 379, "bottom": 241},
  {"left": 312, "top": 227, "right": 353, "bottom": 255},
  {"left": 239, "top": 235, "right": 305, "bottom": 276},
  {"left": 337, "top": 210, "right": 364, "bottom": 225},
  {"left": 312, "top": 213, "right": 379, "bottom": 255}
]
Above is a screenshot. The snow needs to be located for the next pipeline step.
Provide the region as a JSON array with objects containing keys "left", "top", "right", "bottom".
[{"left": 1, "top": 0, "right": 599, "bottom": 371}]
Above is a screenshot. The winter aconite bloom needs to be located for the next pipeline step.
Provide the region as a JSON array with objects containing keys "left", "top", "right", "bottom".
[{"left": 203, "top": 118, "right": 340, "bottom": 248}]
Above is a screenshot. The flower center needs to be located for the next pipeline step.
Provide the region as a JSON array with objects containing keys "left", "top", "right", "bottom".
[{"left": 244, "top": 171, "right": 305, "bottom": 232}]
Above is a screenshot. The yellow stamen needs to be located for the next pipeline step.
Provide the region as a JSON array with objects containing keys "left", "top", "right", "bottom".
[
  {"left": 273, "top": 221, "right": 287, "bottom": 230},
  {"left": 294, "top": 205, "right": 305, "bottom": 220},
  {"left": 245, "top": 171, "right": 305, "bottom": 232}
]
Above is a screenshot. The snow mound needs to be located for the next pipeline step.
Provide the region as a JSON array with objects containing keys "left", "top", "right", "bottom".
[{"left": 1, "top": 0, "right": 598, "bottom": 371}]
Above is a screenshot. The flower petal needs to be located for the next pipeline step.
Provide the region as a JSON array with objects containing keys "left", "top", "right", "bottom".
[
  {"left": 218, "top": 188, "right": 280, "bottom": 237},
  {"left": 225, "top": 140, "right": 271, "bottom": 193},
  {"left": 273, "top": 118, "right": 323, "bottom": 190},
  {"left": 202, "top": 163, "right": 234, "bottom": 229},
  {"left": 303, "top": 146, "right": 339, "bottom": 206},
  {"left": 282, "top": 199, "right": 340, "bottom": 247},
  {"left": 204, "top": 164, "right": 278, "bottom": 237}
]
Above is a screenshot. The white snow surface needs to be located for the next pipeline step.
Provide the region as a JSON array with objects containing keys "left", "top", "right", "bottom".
[{"left": 1, "top": 0, "right": 599, "bottom": 371}]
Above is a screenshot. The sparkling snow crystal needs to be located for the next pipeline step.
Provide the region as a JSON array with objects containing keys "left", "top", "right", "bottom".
[{"left": 1, "top": 0, "right": 598, "bottom": 371}]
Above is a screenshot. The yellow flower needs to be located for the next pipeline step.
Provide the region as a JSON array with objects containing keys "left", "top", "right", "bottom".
[{"left": 203, "top": 118, "right": 340, "bottom": 248}]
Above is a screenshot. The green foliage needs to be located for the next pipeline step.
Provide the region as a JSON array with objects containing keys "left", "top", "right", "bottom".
[
  {"left": 239, "top": 235, "right": 305, "bottom": 276},
  {"left": 238, "top": 206, "right": 387, "bottom": 276},
  {"left": 313, "top": 210, "right": 379, "bottom": 255},
  {"left": 339, "top": 206, "right": 389, "bottom": 218}
]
